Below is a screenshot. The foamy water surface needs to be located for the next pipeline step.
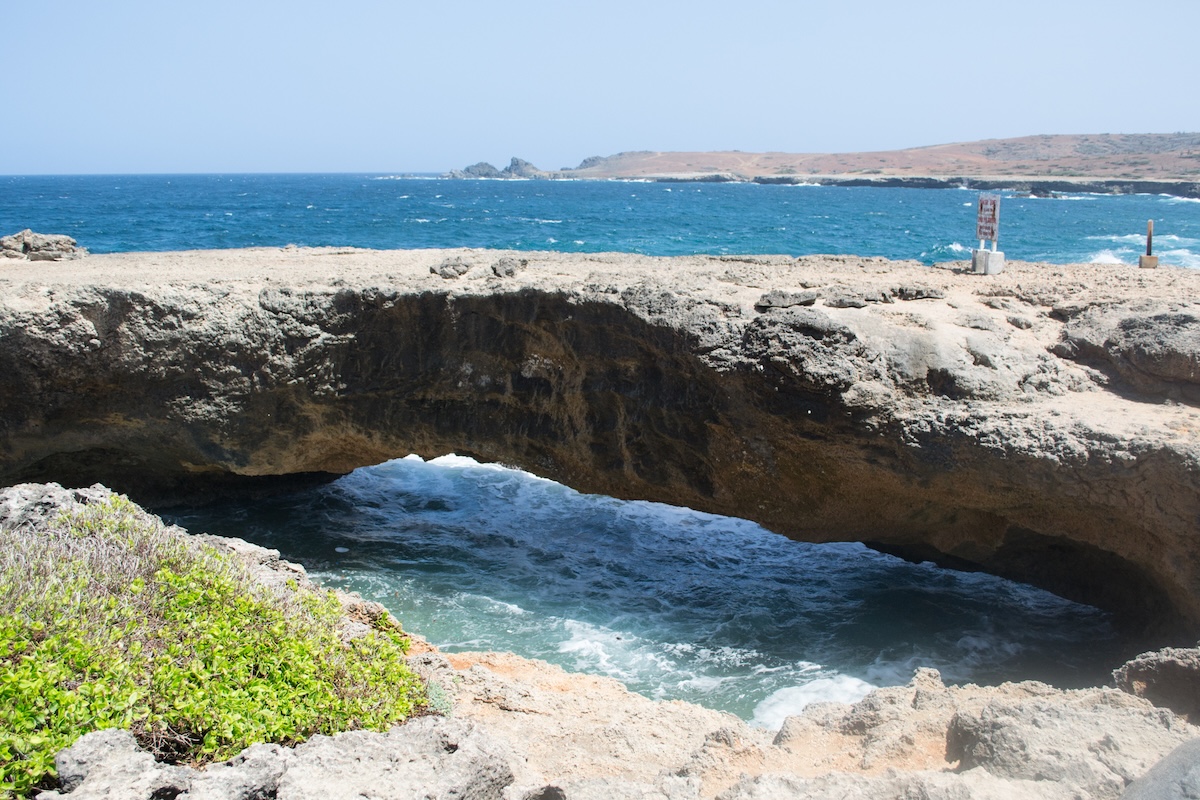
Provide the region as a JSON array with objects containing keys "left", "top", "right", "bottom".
[{"left": 169, "top": 455, "right": 1128, "bottom": 728}]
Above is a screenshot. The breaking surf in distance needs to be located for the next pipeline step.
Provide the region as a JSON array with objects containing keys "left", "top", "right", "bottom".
[{"left": 3, "top": 175, "right": 1198, "bottom": 268}]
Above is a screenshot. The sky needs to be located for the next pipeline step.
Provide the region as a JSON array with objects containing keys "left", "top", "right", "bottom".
[{"left": 4, "top": 0, "right": 1199, "bottom": 174}]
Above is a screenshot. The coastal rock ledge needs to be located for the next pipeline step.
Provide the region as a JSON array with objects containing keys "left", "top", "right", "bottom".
[
  {"left": 10, "top": 483, "right": 1200, "bottom": 800},
  {"left": 2, "top": 247, "right": 1200, "bottom": 636}
]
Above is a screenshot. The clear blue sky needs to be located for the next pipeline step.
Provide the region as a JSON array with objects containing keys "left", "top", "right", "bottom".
[{"left": 4, "top": 0, "right": 1198, "bottom": 174}]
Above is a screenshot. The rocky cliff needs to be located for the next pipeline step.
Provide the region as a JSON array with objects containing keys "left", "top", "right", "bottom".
[{"left": 1, "top": 247, "right": 1199, "bottom": 636}]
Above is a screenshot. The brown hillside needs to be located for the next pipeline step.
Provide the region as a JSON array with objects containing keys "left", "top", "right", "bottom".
[{"left": 564, "top": 133, "right": 1200, "bottom": 181}]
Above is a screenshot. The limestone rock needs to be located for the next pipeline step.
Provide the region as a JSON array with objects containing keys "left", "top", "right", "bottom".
[
  {"left": 276, "top": 718, "right": 513, "bottom": 800},
  {"left": 1120, "top": 737, "right": 1200, "bottom": 800},
  {"left": 38, "top": 728, "right": 193, "bottom": 800},
  {"left": 946, "top": 689, "right": 1192, "bottom": 797},
  {"left": 1114, "top": 646, "right": 1200, "bottom": 721},
  {"left": 2, "top": 251, "right": 1200, "bottom": 632},
  {"left": 38, "top": 719, "right": 513, "bottom": 800},
  {"left": 825, "top": 293, "right": 868, "bottom": 309},
  {"left": 0, "top": 482, "right": 111, "bottom": 531},
  {"left": 492, "top": 256, "right": 528, "bottom": 277},
  {"left": 753, "top": 289, "right": 819, "bottom": 310},
  {"left": 432, "top": 255, "right": 474, "bottom": 278},
  {"left": 454, "top": 162, "right": 504, "bottom": 179},
  {"left": 892, "top": 284, "right": 945, "bottom": 300},
  {"left": 0, "top": 229, "right": 86, "bottom": 261},
  {"left": 1054, "top": 302, "right": 1200, "bottom": 402},
  {"left": 502, "top": 157, "right": 543, "bottom": 178}
]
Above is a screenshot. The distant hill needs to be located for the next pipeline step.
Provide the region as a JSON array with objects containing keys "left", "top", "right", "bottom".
[
  {"left": 451, "top": 134, "right": 1200, "bottom": 185},
  {"left": 562, "top": 134, "right": 1200, "bottom": 181}
]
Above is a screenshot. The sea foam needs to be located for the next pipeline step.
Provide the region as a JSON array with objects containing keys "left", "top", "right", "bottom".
[{"left": 752, "top": 676, "right": 877, "bottom": 730}]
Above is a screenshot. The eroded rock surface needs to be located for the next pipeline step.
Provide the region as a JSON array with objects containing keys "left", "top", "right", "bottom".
[
  {"left": 8, "top": 484, "right": 1198, "bottom": 800},
  {"left": 35, "top": 656, "right": 1200, "bottom": 800},
  {"left": 1113, "top": 646, "right": 1200, "bottom": 721},
  {"left": 1, "top": 229, "right": 86, "bottom": 261},
  {"left": 1, "top": 249, "right": 1199, "bottom": 634},
  {"left": 38, "top": 719, "right": 514, "bottom": 800}
]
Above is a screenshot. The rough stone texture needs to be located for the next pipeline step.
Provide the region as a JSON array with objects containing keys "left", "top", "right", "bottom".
[
  {"left": 946, "top": 688, "right": 1191, "bottom": 797},
  {"left": 38, "top": 728, "right": 195, "bottom": 800},
  {"left": 437, "top": 658, "right": 1196, "bottom": 800},
  {"left": 432, "top": 254, "right": 475, "bottom": 278},
  {"left": 11, "top": 486, "right": 1199, "bottom": 799},
  {"left": 1113, "top": 646, "right": 1200, "bottom": 721},
  {"left": 38, "top": 719, "right": 513, "bottom": 800},
  {"left": 1055, "top": 302, "right": 1200, "bottom": 403},
  {"left": 275, "top": 718, "right": 514, "bottom": 800},
  {"left": 753, "top": 288, "right": 819, "bottom": 309},
  {"left": 33, "top": 643, "right": 1200, "bottom": 800},
  {"left": 1, "top": 249, "right": 1200, "bottom": 635},
  {"left": 492, "top": 256, "right": 528, "bottom": 278},
  {"left": 0, "top": 229, "right": 86, "bottom": 261},
  {"left": 1120, "top": 737, "right": 1200, "bottom": 800},
  {"left": 0, "top": 481, "right": 112, "bottom": 531}
]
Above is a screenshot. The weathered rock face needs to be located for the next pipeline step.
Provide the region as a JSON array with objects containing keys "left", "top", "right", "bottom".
[
  {"left": 1, "top": 248, "right": 1199, "bottom": 635},
  {"left": 1113, "top": 646, "right": 1200, "bottom": 721},
  {"left": 1, "top": 229, "right": 87, "bottom": 261},
  {"left": 9, "top": 484, "right": 1198, "bottom": 800},
  {"left": 38, "top": 718, "right": 515, "bottom": 800},
  {"left": 36, "top": 656, "right": 1200, "bottom": 800}
]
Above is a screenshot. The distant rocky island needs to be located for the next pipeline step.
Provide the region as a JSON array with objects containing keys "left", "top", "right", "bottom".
[{"left": 447, "top": 133, "right": 1200, "bottom": 197}]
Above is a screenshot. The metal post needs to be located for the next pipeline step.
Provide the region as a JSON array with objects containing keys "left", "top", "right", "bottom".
[{"left": 1139, "top": 220, "right": 1159, "bottom": 268}]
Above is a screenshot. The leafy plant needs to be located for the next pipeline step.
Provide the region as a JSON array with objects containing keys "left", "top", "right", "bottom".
[{"left": 0, "top": 495, "right": 425, "bottom": 798}]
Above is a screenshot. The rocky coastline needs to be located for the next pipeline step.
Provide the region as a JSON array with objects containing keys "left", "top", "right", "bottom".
[
  {"left": 444, "top": 134, "right": 1200, "bottom": 197},
  {"left": 7, "top": 482, "right": 1199, "bottom": 800},
  {"left": 2, "top": 247, "right": 1199, "bottom": 639},
  {"left": 446, "top": 157, "right": 1200, "bottom": 198}
]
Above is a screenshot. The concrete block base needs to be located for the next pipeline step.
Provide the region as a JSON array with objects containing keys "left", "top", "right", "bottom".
[
  {"left": 972, "top": 249, "right": 1005, "bottom": 275},
  {"left": 1140, "top": 255, "right": 1159, "bottom": 269}
]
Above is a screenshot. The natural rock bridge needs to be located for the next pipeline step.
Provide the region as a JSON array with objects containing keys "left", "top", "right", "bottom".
[{"left": 2, "top": 247, "right": 1198, "bottom": 636}]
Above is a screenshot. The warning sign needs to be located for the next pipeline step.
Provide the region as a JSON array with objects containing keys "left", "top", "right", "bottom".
[{"left": 976, "top": 194, "right": 1000, "bottom": 242}]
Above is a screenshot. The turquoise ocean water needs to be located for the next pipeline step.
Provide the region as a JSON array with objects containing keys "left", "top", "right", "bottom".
[
  {"left": 6, "top": 175, "right": 1197, "bottom": 726},
  {"left": 3, "top": 174, "right": 1199, "bottom": 266}
]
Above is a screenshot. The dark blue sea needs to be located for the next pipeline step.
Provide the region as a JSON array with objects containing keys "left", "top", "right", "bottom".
[
  {"left": 6, "top": 174, "right": 1191, "bottom": 726},
  {"left": 3, "top": 174, "right": 1198, "bottom": 266}
]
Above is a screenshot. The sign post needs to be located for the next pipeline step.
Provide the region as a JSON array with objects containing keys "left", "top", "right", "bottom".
[
  {"left": 971, "top": 193, "right": 1005, "bottom": 274},
  {"left": 1139, "top": 219, "right": 1158, "bottom": 268}
]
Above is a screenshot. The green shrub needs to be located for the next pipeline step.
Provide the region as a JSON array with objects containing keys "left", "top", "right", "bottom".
[{"left": 0, "top": 495, "right": 425, "bottom": 798}]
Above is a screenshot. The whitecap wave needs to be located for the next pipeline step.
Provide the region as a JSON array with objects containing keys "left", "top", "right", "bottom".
[
  {"left": 752, "top": 675, "right": 877, "bottom": 730},
  {"left": 558, "top": 619, "right": 675, "bottom": 682},
  {"left": 1088, "top": 249, "right": 1128, "bottom": 265},
  {"left": 1161, "top": 249, "right": 1200, "bottom": 269},
  {"left": 1088, "top": 233, "right": 1198, "bottom": 246}
]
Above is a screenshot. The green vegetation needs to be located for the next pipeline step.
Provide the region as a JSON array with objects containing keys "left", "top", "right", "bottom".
[{"left": 0, "top": 495, "right": 425, "bottom": 798}]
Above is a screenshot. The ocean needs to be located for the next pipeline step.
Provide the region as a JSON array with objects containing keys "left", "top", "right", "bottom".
[
  {"left": 5, "top": 174, "right": 1193, "bottom": 727},
  {"left": 3, "top": 173, "right": 1199, "bottom": 267}
]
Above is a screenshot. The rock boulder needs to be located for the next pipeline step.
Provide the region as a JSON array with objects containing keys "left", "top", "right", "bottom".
[{"left": 1, "top": 229, "right": 86, "bottom": 261}]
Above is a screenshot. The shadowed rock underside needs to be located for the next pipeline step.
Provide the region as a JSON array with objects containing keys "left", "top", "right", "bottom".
[{"left": 1, "top": 248, "right": 1199, "bottom": 637}]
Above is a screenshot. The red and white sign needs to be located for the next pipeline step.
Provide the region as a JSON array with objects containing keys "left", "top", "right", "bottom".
[{"left": 976, "top": 194, "right": 1000, "bottom": 242}]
